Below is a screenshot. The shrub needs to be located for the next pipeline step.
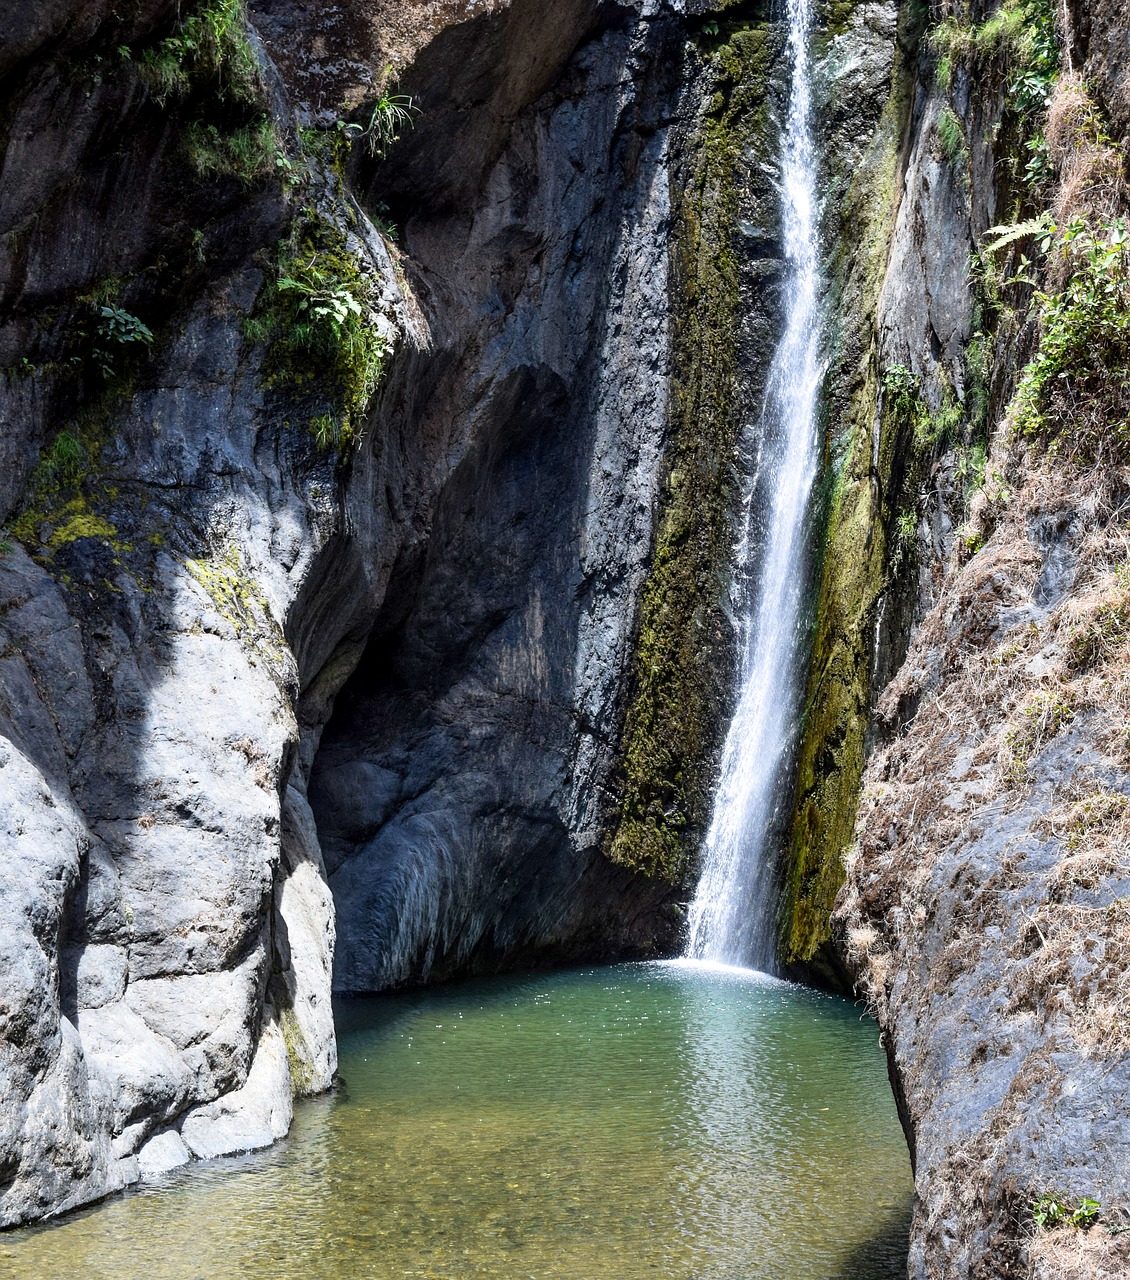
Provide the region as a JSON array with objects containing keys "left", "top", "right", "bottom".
[
  {"left": 94, "top": 305, "right": 154, "bottom": 378},
  {"left": 928, "top": 0, "right": 1055, "bottom": 103},
  {"left": 1013, "top": 217, "right": 1130, "bottom": 460}
]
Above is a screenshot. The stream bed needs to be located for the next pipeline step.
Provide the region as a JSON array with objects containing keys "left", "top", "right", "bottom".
[{"left": 3, "top": 962, "right": 912, "bottom": 1279}]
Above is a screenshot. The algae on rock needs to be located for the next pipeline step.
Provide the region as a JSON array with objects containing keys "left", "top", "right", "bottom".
[{"left": 608, "top": 18, "right": 780, "bottom": 884}]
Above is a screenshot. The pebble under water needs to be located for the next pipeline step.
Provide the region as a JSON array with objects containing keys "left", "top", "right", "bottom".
[{"left": 2, "top": 962, "right": 912, "bottom": 1279}]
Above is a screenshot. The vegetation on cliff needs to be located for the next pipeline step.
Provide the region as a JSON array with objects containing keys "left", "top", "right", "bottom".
[
  {"left": 246, "top": 213, "right": 388, "bottom": 454},
  {"left": 607, "top": 21, "right": 772, "bottom": 882}
]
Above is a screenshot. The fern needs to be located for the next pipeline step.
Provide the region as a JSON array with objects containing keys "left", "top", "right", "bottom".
[{"left": 982, "top": 214, "right": 1054, "bottom": 256}]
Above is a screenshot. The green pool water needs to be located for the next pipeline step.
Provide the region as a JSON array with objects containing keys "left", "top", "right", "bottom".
[{"left": 2, "top": 961, "right": 912, "bottom": 1279}]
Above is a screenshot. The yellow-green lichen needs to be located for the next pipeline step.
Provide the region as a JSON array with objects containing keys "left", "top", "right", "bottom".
[
  {"left": 278, "top": 1006, "right": 317, "bottom": 1097},
  {"left": 184, "top": 540, "right": 292, "bottom": 684}
]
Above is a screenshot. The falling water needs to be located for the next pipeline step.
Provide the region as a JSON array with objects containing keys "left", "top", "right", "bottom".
[{"left": 685, "top": 0, "right": 822, "bottom": 971}]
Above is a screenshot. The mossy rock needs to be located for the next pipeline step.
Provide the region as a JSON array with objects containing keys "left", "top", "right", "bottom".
[{"left": 606, "top": 20, "right": 782, "bottom": 884}]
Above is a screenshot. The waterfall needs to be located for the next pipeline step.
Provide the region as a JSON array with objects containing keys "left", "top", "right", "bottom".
[{"left": 685, "top": 0, "right": 822, "bottom": 972}]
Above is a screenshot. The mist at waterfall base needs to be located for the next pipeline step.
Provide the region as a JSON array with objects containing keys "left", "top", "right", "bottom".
[
  {"left": 686, "top": 0, "right": 823, "bottom": 971},
  {"left": 4, "top": 964, "right": 911, "bottom": 1279}
]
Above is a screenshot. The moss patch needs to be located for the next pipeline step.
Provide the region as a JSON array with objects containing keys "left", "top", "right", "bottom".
[
  {"left": 7, "top": 381, "right": 138, "bottom": 572},
  {"left": 779, "top": 26, "right": 919, "bottom": 973},
  {"left": 606, "top": 23, "right": 775, "bottom": 882}
]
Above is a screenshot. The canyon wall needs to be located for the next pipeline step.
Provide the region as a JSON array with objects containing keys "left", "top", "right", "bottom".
[
  {"left": 809, "top": 0, "right": 1130, "bottom": 1273},
  {"left": 0, "top": 0, "right": 697, "bottom": 1226},
  {"left": 3, "top": 0, "right": 1129, "bottom": 1273},
  {"left": 0, "top": 0, "right": 803, "bottom": 1225}
]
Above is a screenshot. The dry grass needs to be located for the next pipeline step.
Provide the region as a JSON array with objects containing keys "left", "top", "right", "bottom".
[
  {"left": 1046, "top": 75, "right": 1127, "bottom": 234},
  {"left": 837, "top": 444, "right": 1130, "bottom": 1030},
  {"left": 1027, "top": 1220, "right": 1130, "bottom": 1279}
]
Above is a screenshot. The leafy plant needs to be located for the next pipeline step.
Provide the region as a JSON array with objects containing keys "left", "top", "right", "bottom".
[
  {"left": 1012, "top": 217, "right": 1130, "bottom": 458},
  {"left": 93, "top": 305, "right": 154, "bottom": 377},
  {"left": 276, "top": 265, "right": 365, "bottom": 330},
  {"left": 1022, "top": 134, "right": 1052, "bottom": 188},
  {"left": 251, "top": 216, "right": 387, "bottom": 452},
  {"left": 928, "top": 0, "right": 1058, "bottom": 125},
  {"left": 1033, "top": 1193, "right": 1072, "bottom": 1229},
  {"left": 139, "top": 0, "right": 261, "bottom": 105},
  {"left": 893, "top": 506, "right": 919, "bottom": 567},
  {"left": 982, "top": 214, "right": 1055, "bottom": 258},
  {"left": 1074, "top": 1197, "right": 1101, "bottom": 1228},
  {"left": 955, "top": 442, "right": 987, "bottom": 494},
  {"left": 883, "top": 363, "right": 923, "bottom": 418},
  {"left": 356, "top": 70, "right": 418, "bottom": 158},
  {"left": 1032, "top": 1192, "right": 1101, "bottom": 1230}
]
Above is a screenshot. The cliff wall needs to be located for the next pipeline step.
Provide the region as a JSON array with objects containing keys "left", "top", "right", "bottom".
[
  {"left": 823, "top": 0, "right": 1130, "bottom": 1272},
  {"left": 4, "top": 0, "right": 1128, "bottom": 1267},
  {"left": 0, "top": 0, "right": 795, "bottom": 1225},
  {"left": 0, "top": 0, "right": 705, "bottom": 1225}
]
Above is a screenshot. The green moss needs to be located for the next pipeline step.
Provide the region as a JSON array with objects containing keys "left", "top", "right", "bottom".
[
  {"left": 821, "top": 0, "right": 866, "bottom": 40},
  {"left": 606, "top": 24, "right": 773, "bottom": 882},
  {"left": 7, "top": 381, "right": 136, "bottom": 564},
  {"left": 779, "top": 29, "right": 919, "bottom": 971},
  {"left": 297, "top": 125, "right": 351, "bottom": 180},
  {"left": 45, "top": 506, "right": 121, "bottom": 551}
]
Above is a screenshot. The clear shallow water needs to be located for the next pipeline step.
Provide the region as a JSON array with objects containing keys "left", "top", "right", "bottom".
[{"left": 3, "top": 963, "right": 911, "bottom": 1279}]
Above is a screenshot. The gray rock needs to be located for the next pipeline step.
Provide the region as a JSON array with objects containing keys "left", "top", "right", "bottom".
[
  {"left": 179, "top": 1022, "right": 293, "bottom": 1161},
  {"left": 272, "top": 786, "right": 337, "bottom": 1094},
  {"left": 136, "top": 1129, "right": 192, "bottom": 1179}
]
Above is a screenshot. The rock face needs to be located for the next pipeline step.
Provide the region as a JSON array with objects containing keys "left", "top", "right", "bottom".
[
  {"left": 820, "top": 0, "right": 1130, "bottom": 1274},
  {"left": 4, "top": 0, "right": 1128, "bottom": 1272},
  {"left": 0, "top": 0, "right": 759, "bottom": 1226},
  {"left": 311, "top": 3, "right": 689, "bottom": 991}
]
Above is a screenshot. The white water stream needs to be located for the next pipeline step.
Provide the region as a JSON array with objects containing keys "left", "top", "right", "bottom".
[{"left": 685, "top": 0, "right": 823, "bottom": 971}]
